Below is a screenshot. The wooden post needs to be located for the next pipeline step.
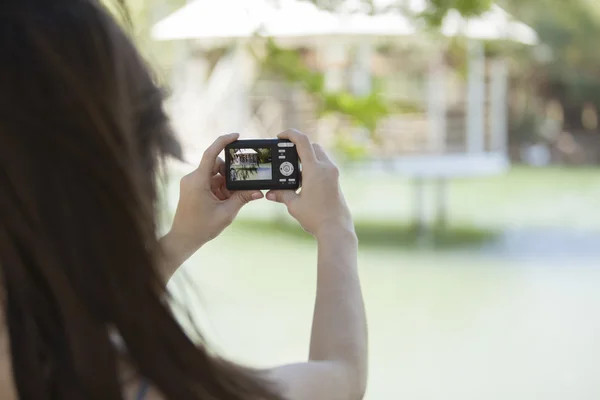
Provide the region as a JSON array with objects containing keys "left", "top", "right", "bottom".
[
  {"left": 226, "top": 42, "right": 255, "bottom": 133},
  {"left": 413, "top": 178, "right": 426, "bottom": 236},
  {"left": 466, "top": 40, "right": 486, "bottom": 153},
  {"left": 435, "top": 178, "right": 448, "bottom": 229},
  {"left": 351, "top": 42, "right": 373, "bottom": 97},
  {"left": 350, "top": 42, "right": 374, "bottom": 144},
  {"left": 490, "top": 59, "right": 508, "bottom": 152},
  {"left": 427, "top": 47, "right": 447, "bottom": 153},
  {"left": 170, "top": 42, "right": 210, "bottom": 162},
  {"left": 319, "top": 41, "right": 347, "bottom": 148},
  {"left": 323, "top": 41, "right": 347, "bottom": 92}
]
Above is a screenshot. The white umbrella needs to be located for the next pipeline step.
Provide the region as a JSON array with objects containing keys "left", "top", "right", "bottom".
[
  {"left": 440, "top": 5, "right": 538, "bottom": 45},
  {"left": 152, "top": 0, "right": 266, "bottom": 40},
  {"left": 152, "top": 0, "right": 338, "bottom": 42},
  {"left": 341, "top": 0, "right": 538, "bottom": 44},
  {"left": 153, "top": 0, "right": 538, "bottom": 45}
]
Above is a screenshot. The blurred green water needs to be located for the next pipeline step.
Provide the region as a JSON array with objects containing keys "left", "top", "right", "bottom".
[{"left": 165, "top": 166, "right": 600, "bottom": 399}]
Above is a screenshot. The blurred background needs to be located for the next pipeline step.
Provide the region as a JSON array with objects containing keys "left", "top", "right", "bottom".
[{"left": 126, "top": 0, "right": 599, "bottom": 398}]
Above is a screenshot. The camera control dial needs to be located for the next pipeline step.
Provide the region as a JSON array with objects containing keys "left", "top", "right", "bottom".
[{"left": 280, "top": 162, "right": 294, "bottom": 177}]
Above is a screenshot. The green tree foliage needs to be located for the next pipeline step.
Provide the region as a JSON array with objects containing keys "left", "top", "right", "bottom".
[
  {"left": 418, "top": 0, "right": 493, "bottom": 26},
  {"left": 303, "top": 0, "right": 492, "bottom": 22},
  {"left": 255, "top": 148, "right": 272, "bottom": 164},
  {"left": 499, "top": 0, "right": 600, "bottom": 131},
  {"left": 261, "top": 39, "right": 389, "bottom": 136}
]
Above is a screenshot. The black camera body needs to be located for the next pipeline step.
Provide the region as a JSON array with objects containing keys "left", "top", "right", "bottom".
[{"left": 225, "top": 139, "right": 301, "bottom": 191}]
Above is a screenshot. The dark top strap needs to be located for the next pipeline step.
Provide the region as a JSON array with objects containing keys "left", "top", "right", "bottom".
[{"left": 135, "top": 380, "right": 149, "bottom": 400}]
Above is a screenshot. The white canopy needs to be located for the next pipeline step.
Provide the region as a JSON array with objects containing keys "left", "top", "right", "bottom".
[
  {"left": 440, "top": 5, "right": 538, "bottom": 44},
  {"left": 152, "top": 0, "right": 538, "bottom": 45},
  {"left": 151, "top": 0, "right": 339, "bottom": 41},
  {"left": 330, "top": 0, "right": 537, "bottom": 44}
]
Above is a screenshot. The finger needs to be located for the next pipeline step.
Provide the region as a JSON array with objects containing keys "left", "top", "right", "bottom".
[
  {"left": 210, "top": 175, "right": 223, "bottom": 190},
  {"left": 265, "top": 190, "right": 298, "bottom": 205},
  {"left": 218, "top": 160, "right": 227, "bottom": 177},
  {"left": 225, "top": 190, "right": 264, "bottom": 213},
  {"left": 198, "top": 133, "right": 239, "bottom": 177},
  {"left": 213, "top": 157, "right": 225, "bottom": 176},
  {"left": 220, "top": 184, "right": 232, "bottom": 199},
  {"left": 214, "top": 174, "right": 233, "bottom": 199},
  {"left": 277, "top": 129, "right": 317, "bottom": 165},
  {"left": 312, "top": 143, "right": 332, "bottom": 163},
  {"left": 214, "top": 187, "right": 227, "bottom": 201},
  {"left": 210, "top": 176, "right": 228, "bottom": 200}
]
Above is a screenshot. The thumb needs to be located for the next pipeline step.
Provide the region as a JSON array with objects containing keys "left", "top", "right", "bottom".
[
  {"left": 266, "top": 190, "right": 298, "bottom": 205},
  {"left": 226, "top": 190, "right": 263, "bottom": 213}
]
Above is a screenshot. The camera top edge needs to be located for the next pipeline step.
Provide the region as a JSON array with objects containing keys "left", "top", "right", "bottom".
[{"left": 226, "top": 138, "right": 292, "bottom": 149}]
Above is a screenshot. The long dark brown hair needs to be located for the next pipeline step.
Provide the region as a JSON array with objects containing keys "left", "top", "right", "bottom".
[{"left": 0, "top": 0, "right": 282, "bottom": 398}]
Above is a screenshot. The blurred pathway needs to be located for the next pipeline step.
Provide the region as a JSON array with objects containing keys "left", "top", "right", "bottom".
[{"left": 477, "top": 228, "right": 600, "bottom": 264}]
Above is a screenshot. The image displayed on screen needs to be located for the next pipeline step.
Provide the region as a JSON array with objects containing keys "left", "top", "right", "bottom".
[{"left": 229, "top": 148, "right": 273, "bottom": 181}]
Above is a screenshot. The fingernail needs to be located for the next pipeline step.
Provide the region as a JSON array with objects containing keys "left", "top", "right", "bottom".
[
  {"left": 251, "top": 192, "right": 263, "bottom": 200},
  {"left": 266, "top": 193, "right": 275, "bottom": 201}
]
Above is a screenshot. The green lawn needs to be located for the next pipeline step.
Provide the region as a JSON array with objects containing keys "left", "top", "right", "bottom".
[
  {"left": 204, "top": 165, "right": 600, "bottom": 232},
  {"left": 163, "top": 165, "right": 600, "bottom": 232},
  {"left": 339, "top": 166, "right": 600, "bottom": 229},
  {"left": 163, "top": 166, "right": 600, "bottom": 400}
]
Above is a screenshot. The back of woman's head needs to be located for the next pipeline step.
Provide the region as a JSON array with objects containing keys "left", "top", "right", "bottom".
[{"left": 0, "top": 0, "right": 280, "bottom": 398}]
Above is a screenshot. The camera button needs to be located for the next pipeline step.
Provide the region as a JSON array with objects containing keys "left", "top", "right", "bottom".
[{"left": 280, "top": 162, "right": 294, "bottom": 176}]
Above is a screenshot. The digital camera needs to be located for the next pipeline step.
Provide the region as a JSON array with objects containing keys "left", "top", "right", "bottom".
[{"left": 225, "top": 139, "right": 301, "bottom": 191}]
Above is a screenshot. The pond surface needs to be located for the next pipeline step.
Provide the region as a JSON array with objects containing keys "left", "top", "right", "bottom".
[
  {"left": 163, "top": 166, "right": 600, "bottom": 399},
  {"left": 168, "top": 222, "right": 600, "bottom": 400}
]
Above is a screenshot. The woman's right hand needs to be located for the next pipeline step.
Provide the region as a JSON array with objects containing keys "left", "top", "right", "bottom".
[{"left": 266, "top": 129, "right": 354, "bottom": 238}]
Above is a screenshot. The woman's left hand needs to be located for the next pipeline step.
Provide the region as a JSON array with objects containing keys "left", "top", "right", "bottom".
[{"left": 162, "top": 133, "right": 262, "bottom": 270}]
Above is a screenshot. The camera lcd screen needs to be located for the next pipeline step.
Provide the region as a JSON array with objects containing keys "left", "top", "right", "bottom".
[{"left": 228, "top": 148, "right": 273, "bottom": 181}]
